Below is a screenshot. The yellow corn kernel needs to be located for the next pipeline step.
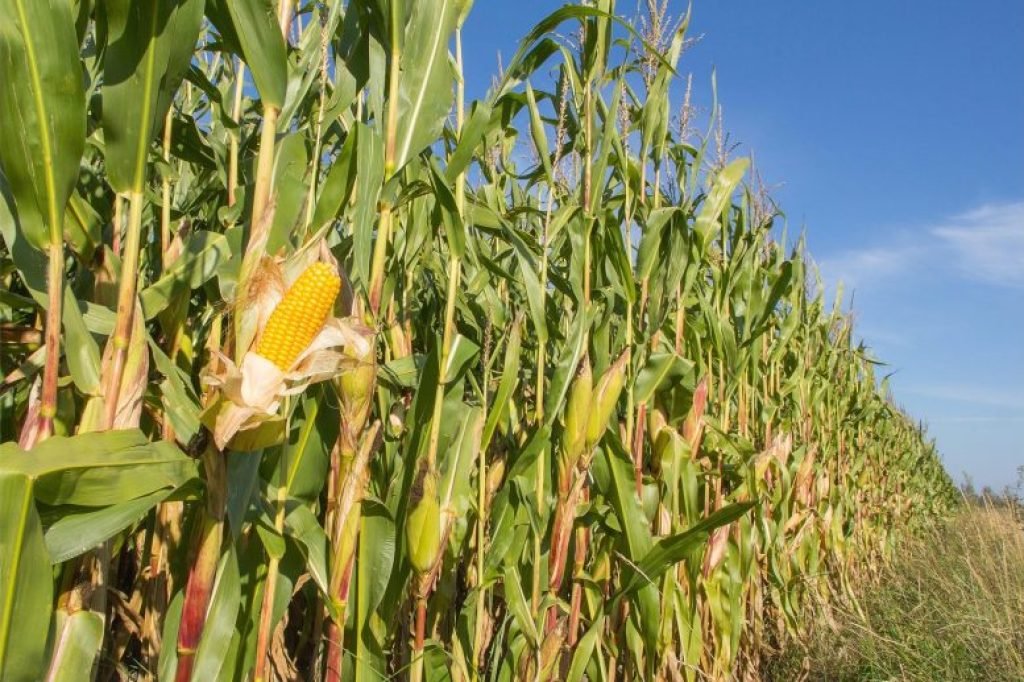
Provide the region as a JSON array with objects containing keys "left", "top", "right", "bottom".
[{"left": 256, "top": 262, "right": 341, "bottom": 370}]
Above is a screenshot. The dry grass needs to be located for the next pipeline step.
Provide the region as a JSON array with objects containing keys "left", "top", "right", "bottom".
[{"left": 770, "top": 503, "right": 1024, "bottom": 681}]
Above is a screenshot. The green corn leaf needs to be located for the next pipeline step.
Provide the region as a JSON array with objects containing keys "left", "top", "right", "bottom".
[
  {"left": 693, "top": 158, "right": 749, "bottom": 254},
  {"left": 0, "top": 430, "right": 197, "bottom": 507},
  {"left": 633, "top": 353, "right": 695, "bottom": 406},
  {"left": 149, "top": 339, "right": 201, "bottom": 443},
  {"left": 481, "top": 318, "right": 522, "bottom": 450},
  {"left": 439, "top": 406, "right": 482, "bottom": 547},
  {"left": 503, "top": 565, "right": 539, "bottom": 648},
  {"left": 61, "top": 286, "right": 102, "bottom": 395},
  {"left": 0, "top": 0, "right": 85, "bottom": 250},
  {"left": 351, "top": 123, "right": 385, "bottom": 289},
  {"left": 157, "top": 590, "right": 184, "bottom": 682},
  {"left": 566, "top": 615, "right": 605, "bottom": 682},
  {"left": 44, "top": 611, "right": 104, "bottom": 682},
  {"left": 283, "top": 504, "right": 333, "bottom": 614},
  {"left": 541, "top": 306, "right": 592, "bottom": 428},
  {"left": 445, "top": 100, "right": 493, "bottom": 182},
  {"left": 310, "top": 128, "right": 358, "bottom": 233},
  {"left": 441, "top": 333, "right": 479, "bottom": 385},
  {"left": 219, "top": 0, "right": 287, "bottom": 107},
  {"left": 266, "top": 133, "right": 309, "bottom": 253},
  {"left": 429, "top": 158, "right": 467, "bottom": 260},
  {"left": 43, "top": 487, "right": 173, "bottom": 563},
  {"left": 505, "top": 225, "right": 548, "bottom": 345},
  {"left": 140, "top": 231, "right": 231, "bottom": 319},
  {"left": 281, "top": 391, "right": 337, "bottom": 504},
  {"left": 393, "top": 0, "right": 458, "bottom": 171},
  {"left": 0, "top": 472, "right": 51, "bottom": 682},
  {"left": 618, "top": 503, "right": 755, "bottom": 599},
  {"left": 191, "top": 546, "right": 241, "bottom": 682},
  {"left": 635, "top": 208, "right": 676, "bottom": 282},
  {"left": 354, "top": 499, "right": 396, "bottom": 682},
  {"left": 598, "top": 437, "right": 661, "bottom": 661},
  {"left": 524, "top": 82, "right": 554, "bottom": 181},
  {"left": 102, "top": 0, "right": 204, "bottom": 193}
]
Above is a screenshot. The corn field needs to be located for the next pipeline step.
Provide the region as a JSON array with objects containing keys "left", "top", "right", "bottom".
[{"left": 0, "top": 1, "right": 958, "bottom": 680}]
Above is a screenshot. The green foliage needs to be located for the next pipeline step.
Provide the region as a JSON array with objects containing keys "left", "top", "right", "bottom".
[{"left": 0, "top": 1, "right": 957, "bottom": 681}]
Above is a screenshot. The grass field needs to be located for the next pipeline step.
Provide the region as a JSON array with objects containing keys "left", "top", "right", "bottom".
[{"left": 768, "top": 502, "right": 1024, "bottom": 681}]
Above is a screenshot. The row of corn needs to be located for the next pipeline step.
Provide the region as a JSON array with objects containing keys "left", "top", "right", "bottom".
[{"left": 0, "top": 0, "right": 957, "bottom": 681}]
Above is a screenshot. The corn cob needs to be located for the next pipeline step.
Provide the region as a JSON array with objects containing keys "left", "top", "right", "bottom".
[
  {"left": 256, "top": 262, "right": 341, "bottom": 370},
  {"left": 561, "top": 357, "right": 592, "bottom": 468},
  {"left": 406, "top": 468, "right": 442, "bottom": 574},
  {"left": 583, "top": 352, "right": 628, "bottom": 453}
]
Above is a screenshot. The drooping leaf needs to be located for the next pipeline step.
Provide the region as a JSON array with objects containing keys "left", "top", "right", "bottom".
[
  {"left": 633, "top": 352, "right": 694, "bottom": 405},
  {"left": 43, "top": 487, "right": 173, "bottom": 563},
  {"left": 616, "top": 503, "right": 755, "bottom": 598},
  {"left": 0, "top": 430, "right": 197, "bottom": 507}
]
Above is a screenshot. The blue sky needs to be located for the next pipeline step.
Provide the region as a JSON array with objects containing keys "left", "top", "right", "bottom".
[{"left": 461, "top": 1, "right": 1024, "bottom": 490}]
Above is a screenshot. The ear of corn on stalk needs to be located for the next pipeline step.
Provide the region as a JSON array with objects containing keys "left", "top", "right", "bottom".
[
  {"left": 406, "top": 468, "right": 442, "bottom": 574},
  {"left": 257, "top": 262, "right": 341, "bottom": 370},
  {"left": 561, "top": 357, "right": 593, "bottom": 468},
  {"left": 584, "top": 352, "right": 628, "bottom": 454}
]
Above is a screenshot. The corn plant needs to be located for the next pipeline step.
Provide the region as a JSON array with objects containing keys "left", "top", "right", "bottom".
[{"left": 0, "top": 1, "right": 958, "bottom": 681}]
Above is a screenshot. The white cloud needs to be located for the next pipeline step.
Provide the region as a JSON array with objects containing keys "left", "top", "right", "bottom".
[
  {"left": 932, "top": 201, "right": 1024, "bottom": 287},
  {"left": 817, "top": 244, "right": 921, "bottom": 289},
  {"left": 817, "top": 200, "right": 1024, "bottom": 291}
]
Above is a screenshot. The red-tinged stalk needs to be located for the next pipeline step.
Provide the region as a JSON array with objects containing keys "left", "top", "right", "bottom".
[
  {"left": 411, "top": 517, "right": 454, "bottom": 682},
  {"left": 546, "top": 472, "right": 588, "bottom": 634},
  {"left": 175, "top": 445, "right": 227, "bottom": 682},
  {"left": 547, "top": 353, "right": 625, "bottom": 635},
  {"left": 32, "top": 243, "right": 62, "bottom": 444},
  {"left": 566, "top": 486, "right": 590, "bottom": 647},
  {"left": 325, "top": 421, "right": 379, "bottom": 682}
]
